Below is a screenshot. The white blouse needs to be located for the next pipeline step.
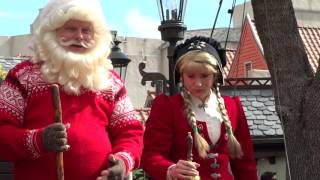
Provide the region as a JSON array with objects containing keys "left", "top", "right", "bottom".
[{"left": 189, "top": 91, "right": 223, "bottom": 145}]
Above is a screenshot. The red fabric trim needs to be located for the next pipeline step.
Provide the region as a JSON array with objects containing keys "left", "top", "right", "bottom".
[
  {"left": 115, "top": 153, "right": 131, "bottom": 176},
  {"left": 34, "top": 128, "right": 48, "bottom": 154}
]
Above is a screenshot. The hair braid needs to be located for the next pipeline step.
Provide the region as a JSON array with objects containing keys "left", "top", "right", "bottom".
[
  {"left": 215, "top": 83, "right": 243, "bottom": 158},
  {"left": 181, "top": 88, "right": 210, "bottom": 158}
]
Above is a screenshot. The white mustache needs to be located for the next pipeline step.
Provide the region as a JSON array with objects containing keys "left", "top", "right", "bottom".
[{"left": 59, "top": 39, "right": 95, "bottom": 49}]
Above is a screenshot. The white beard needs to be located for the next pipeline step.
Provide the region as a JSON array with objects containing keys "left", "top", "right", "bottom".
[{"left": 34, "top": 31, "right": 113, "bottom": 95}]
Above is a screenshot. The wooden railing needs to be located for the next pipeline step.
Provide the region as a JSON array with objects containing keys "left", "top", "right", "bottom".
[{"left": 222, "top": 77, "right": 272, "bottom": 89}]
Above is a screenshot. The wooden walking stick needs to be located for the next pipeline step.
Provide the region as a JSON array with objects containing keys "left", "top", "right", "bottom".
[
  {"left": 51, "top": 84, "right": 64, "bottom": 180},
  {"left": 187, "top": 132, "right": 200, "bottom": 180},
  {"left": 187, "top": 132, "right": 194, "bottom": 162}
]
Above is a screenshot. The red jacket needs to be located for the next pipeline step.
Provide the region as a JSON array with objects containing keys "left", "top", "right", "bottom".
[{"left": 142, "top": 94, "right": 257, "bottom": 180}]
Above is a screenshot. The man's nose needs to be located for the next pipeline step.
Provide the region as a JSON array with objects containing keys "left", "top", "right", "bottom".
[{"left": 75, "top": 30, "right": 84, "bottom": 40}]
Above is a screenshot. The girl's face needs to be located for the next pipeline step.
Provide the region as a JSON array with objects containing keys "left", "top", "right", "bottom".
[{"left": 182, "top": 64, "right": 215, "bottom": 102}]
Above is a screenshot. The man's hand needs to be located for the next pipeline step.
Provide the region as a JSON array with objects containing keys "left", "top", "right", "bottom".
[
  {"left": 42, "top": 122, "right": 70, "bottom": 152},
  {"left": 96, "top": 154, "right": 126, "bottom": 180}
]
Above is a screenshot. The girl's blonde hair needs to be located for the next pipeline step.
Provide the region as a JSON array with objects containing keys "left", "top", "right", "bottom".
[{"left": 178, "top": 50, "right": 243, "bottom": 159}]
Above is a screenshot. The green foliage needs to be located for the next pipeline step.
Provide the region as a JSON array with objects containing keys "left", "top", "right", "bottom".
[
  {"left": 132, "top": 169, "right": 145, "bottom": 180},
  {"left": 0, "top": 64, "right": 7, "bottom": 80}
]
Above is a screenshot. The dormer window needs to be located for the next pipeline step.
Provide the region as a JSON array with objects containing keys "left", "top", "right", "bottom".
[{"left": 244, "top": 61, "right": 252, "bottom": 77}]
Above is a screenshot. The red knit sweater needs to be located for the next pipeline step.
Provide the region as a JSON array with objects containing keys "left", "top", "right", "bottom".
[{"left": 0, "top": 60, "right": 144, "bottom": 180}]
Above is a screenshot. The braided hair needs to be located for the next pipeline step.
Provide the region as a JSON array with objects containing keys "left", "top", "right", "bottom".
[
  {"left": 215, "top": 84, "right": 243, "bottom": 158},
  {"left": 181, "top": 87, "right": 210, "bottom": 158}
]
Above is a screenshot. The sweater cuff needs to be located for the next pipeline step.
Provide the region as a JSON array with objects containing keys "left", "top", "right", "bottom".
[
  {"left": 24, "top": 129, "right": 47, "bottom": 159},
  {"left": 166, "top": 164, "right": 176, "bottom": 180},
  {"left": 115, "top": 152, "right": 134, "bottom": 176}
]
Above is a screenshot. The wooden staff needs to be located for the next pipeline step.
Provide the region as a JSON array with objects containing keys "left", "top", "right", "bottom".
[
  {"left": 187, "top": 132, "right": 193, "bottom": 161},
  {"left": 186, "top": 132, "right": 200, "bottom": 180},
  {"left": 51, "top": 84, "right": 64, "bottom": 180}
]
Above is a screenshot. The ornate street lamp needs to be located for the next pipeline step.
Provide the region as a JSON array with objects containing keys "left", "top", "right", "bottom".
[
  {"left": 157, "top": 0, "right": 187, "bottom": 41},
  {"left": 157, "top": 0, "right": 187, "bottom": 94},
  {"left": 139, "top": 0, "right": 187, "bottom": 95},
  {"left": 109, "top": 32, "right": 131, "bottom": 81}
]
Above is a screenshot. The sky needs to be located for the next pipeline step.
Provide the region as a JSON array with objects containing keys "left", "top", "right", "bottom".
[{"left": 0, "top": 0, "right": 244, "bottom": 39}]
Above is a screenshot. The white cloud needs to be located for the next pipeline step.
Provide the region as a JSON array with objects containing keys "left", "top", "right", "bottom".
[{"left": 125, "top": 9, "right": 161, "bottom": 39}]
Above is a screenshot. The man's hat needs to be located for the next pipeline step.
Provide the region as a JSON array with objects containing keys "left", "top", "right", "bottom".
[{"left": 173, "top": 36, "right": 226, "bottom": 84}]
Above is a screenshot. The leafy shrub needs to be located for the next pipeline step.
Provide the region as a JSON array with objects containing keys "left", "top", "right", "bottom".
[
  {"left": 132, "top": 169, "right": 145, "bottom": 180},
  {"left": 0, "top": 64, "right": 7, "bottom": 81}
]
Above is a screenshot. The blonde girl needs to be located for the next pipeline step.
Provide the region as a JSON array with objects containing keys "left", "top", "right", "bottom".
[{"left": 142, "top": 36, "right": 257, "bottom": 180}]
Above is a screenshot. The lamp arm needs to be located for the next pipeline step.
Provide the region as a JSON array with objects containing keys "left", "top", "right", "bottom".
[{"left": 139, "top": 62, "right": 169, "bottom": 95}]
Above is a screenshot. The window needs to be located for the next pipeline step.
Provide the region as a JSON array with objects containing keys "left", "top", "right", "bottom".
[{"left": 244, "top": 61, "right": 252, "bottom": 77}]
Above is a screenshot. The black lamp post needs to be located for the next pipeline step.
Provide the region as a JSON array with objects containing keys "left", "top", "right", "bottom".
[
  {"left": 157, "top": 0, "right": 187, "bottom": 94},
  {"left": 139, "top": 0, "right": 187, "bottom": 95},
  {"left": 109, "top": 32, "right": 131, "bottom": 81}
]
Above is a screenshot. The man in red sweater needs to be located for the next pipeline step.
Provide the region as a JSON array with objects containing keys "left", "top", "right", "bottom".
[{"left": 0, "top": 0, "right": 143, "bottom": 180}]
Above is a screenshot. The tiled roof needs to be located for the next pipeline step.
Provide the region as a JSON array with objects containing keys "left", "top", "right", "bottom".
[
  {"left": 228, "top": 89, "right": 283, "bottom": 137},
  {"left": 224, "top": 49, "right": 236, "bottom": 78},
  {"left": 0, "top": 56, "right": 29, "bottom": 71},
  {"left": 298, "top": 26, "right": 320, "bottom": 72},
  {"left": 185, "top": 28, "right": 242, "bottom": 43},
  {"left": 248, "top": 14, "right": 320, "bottom": 73},
  {"left": 248, "top": 24, "right": 320, "bottom": 73}
]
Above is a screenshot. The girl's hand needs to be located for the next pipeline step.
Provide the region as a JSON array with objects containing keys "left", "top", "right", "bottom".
[{"left": 169, "top": 160, "right": 200, "bottom": 179}]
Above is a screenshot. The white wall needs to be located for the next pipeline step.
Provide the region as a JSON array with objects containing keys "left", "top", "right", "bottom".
[
  {"left": 233, "top": 2, "right": 254, "bottom": 28},
  {"left": 10, "top": 35, "right": 35, "bottom": 57},
  {"left": 0, "top": 35, "right": 34, "bottom": 57},
  {"left": 0, "top": 37, "right": 11, "bottom": 57},
  {"left": 257, "top": 156, "right": 287, "bottom": 180},
  {"left": 293, "top": 0, "right": 320, "bottom": 27},
  {"left": 118, "top": 37, "right": 165, "bottom": 107},
  {"left": 234, "top": 0, "right": 320, "bottom": 28},
  {"left": 292, "top": 0, "right": 320, "bottom": 11}
]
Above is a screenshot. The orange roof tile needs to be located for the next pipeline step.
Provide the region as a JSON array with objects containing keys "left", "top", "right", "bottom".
[
  {"left": 298, "top": 26, "right": 320, "bottom": 72},
  {"left": 224, "top": 49, "right": 236, "bottom": 78},
  {"left": 247, "top": 14, "right": 320, "bottom": 74}
]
